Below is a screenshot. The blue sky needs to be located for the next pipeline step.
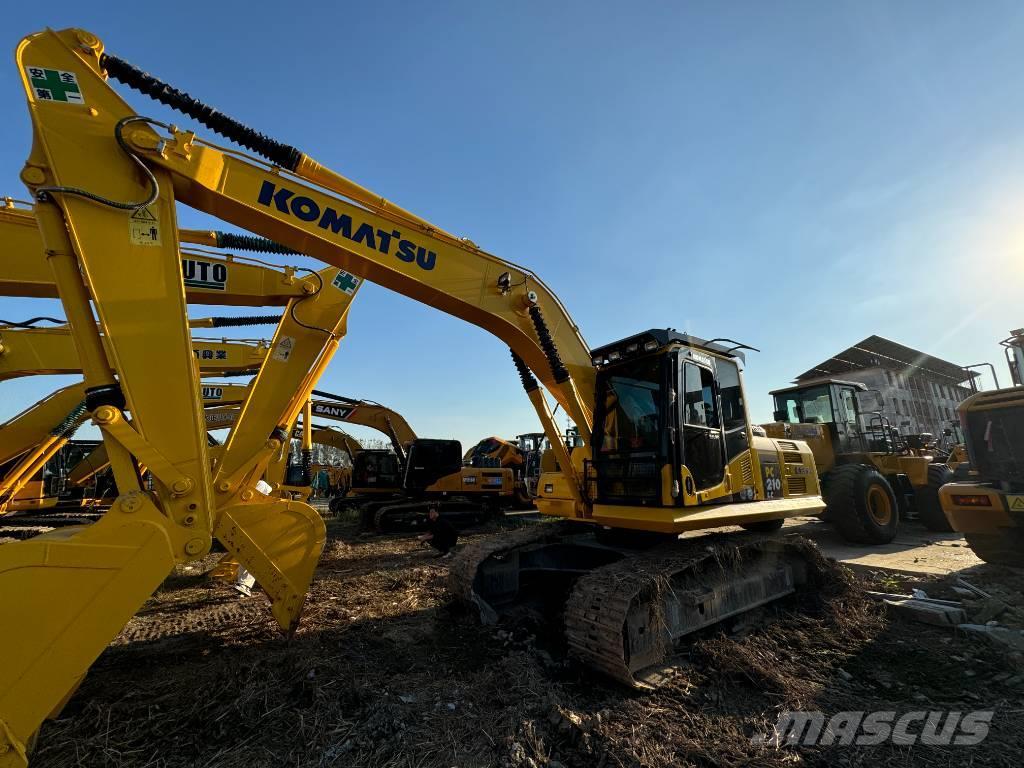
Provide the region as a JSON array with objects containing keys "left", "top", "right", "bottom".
[{"left": 2, "top": 1, "right": 1023, "bottom": 450}]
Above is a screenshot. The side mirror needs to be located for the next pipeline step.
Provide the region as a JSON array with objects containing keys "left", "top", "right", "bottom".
[{"left": 773, "top": 410, "right": 787, "bottom": 422}]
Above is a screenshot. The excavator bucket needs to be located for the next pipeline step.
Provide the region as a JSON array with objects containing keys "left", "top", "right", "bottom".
[
  {"left": 0, "top": 502, "right": 175, "bottom": 767},
  {"left": 214, "top": 500, "right": 326, "bottom": 633}
]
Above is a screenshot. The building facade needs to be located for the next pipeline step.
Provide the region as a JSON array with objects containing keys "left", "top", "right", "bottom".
[{"left": 793, "top": 335, "right": 975, "bottom": 438}]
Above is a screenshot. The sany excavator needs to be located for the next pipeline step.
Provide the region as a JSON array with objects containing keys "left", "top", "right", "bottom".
[
  {"left": 200, "top": 398, "right": 363, "bottom": 499},
  {"left": 939, "top": 328, "right": 1024, "bottom": 566},
  {"left": 305, "top": 391, "right": 516, "bottom": 530},
  {"left": 199, "top": 388, "right": 518, "bottom": 529},
  {"left": 3, "top": 28, "right": 829, "bottom": 764}
]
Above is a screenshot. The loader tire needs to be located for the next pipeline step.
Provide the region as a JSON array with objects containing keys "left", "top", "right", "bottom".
[
  {"left": 963, "top": 530, "right": 1024, "bottom": 568},
  {"left": 740, "top": 518, "right": 785, "bottom": 533},
  {"left": 824, "top": 464, "right": 898, "bottom": 545},
  {"left": 917, "top": 463, "right": 954, "bottom": 532}
]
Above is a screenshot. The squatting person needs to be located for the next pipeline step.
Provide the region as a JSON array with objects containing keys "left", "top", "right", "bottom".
[{"left": 417, "top": 505, "right": 459, "bottom": 558}]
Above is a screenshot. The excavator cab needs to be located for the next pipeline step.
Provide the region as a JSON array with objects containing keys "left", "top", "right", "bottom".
[
  {"left": 351, "top": 450, "right": 403, "bottom": 494},
  {"left": 403, "top": 439, "right": 464, "bottom": 492},
  {"left": 589, "top": 330, "right": 751, "bottom": 505}
]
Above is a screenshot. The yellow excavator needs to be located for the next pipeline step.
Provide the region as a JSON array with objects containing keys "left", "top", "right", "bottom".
[
  {"left": 464, "top": 431, "right": 559, "bottom": 506},
  {"left": 939, "top": 329, "right": 1024, "bottom": 566},
  {"left": 0, "top": 199, "right": 359, "bottom": 516},
  {"left": 0, "top": 331, "right": 279, "bottom": 518},
  {"left": 2, "top": 28, "right": 830, "bottom": 764},
  {"left": 305, "top": 391, "right": 517, "bottom": 530}
]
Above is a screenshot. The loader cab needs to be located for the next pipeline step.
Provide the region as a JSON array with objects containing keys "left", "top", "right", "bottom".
[
  {"left": 403, "top": 438, "right": 464, "bottom": 493},
  {"left": 959, "top": 389, "right": 1024, "bottom": 487},
  {"left": 1001, "top": 329, "right": 1024, "bottom": 387},
  {"left": 589, "top": 329, "right": 750, "bottom": 506},
  {"left": 771, "top": 379, "right": 867, "bottom": 455}
]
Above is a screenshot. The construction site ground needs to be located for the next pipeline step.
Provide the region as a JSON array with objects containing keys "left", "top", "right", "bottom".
[{"left": 25, "top": 511, "right": 1024, "bottom": 768}]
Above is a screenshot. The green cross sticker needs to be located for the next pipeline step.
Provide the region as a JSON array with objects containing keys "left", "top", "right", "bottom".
[
  {"left": 332, "top": 271, "right": 360, "bottom": 294},
  {"left": 26, "top": 67, "right": 84, "bottom": 104}
]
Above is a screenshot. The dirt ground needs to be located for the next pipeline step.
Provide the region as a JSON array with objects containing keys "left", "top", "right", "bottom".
[
  {"left": 28, "top": 516, "right": 1024, "bottom": 768},
  {"left": 779, "top": 516, "right": 985, "bottom": 575}
]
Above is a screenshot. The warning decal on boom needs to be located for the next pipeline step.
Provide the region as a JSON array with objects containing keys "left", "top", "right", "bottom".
[{"left": 129, "top": 206, "right": 161, "bottom": 246}]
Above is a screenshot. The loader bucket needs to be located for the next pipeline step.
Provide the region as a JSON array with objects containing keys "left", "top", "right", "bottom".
[
  {"left": 0, "top": 509, "right": 175, "bottom": 767},
  {"left": 214, "top": 500, "right": 326, "bottom": 634}
]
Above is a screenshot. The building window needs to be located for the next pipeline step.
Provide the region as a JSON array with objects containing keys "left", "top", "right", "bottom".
[{"left": 886, "top": 371, "right": 894, "bottom": 386}]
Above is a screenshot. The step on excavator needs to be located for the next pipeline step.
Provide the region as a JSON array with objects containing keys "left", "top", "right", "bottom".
[
  {"left": 939, "top": 328, "right": 1024, "bottom": 566},
  {"left": 2, "top": 28, "right": 836, "bottom": 763},
  {"left": 305, "top": 391, "right": 516, "bottom": 530},
  {"left": 763, "top": 378, "right": 954, "bottom": 542}
]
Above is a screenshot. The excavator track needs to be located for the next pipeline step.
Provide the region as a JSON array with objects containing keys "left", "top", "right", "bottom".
[
  {"left": 453, "top": 526, "right": 825, "bottom": 688},
  {"left": 449, "top": 521, "right": 573, "bottom": 622},
  {"left": 375, "top": 498, "right": 496, "bottom": 533}
]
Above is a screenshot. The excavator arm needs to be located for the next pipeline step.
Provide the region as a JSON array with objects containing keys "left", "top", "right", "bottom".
[
  {"left": 0, "top": 383, "right": 86, "bottom": 511},
  {"left": 1, "top": 200, "right": 321, "bottom": 306},
  {"left": 13, "top": 29, "right": 593, "bottom": 503},
  {"left": 0, "top": 326, "right": 270, "bottom": 380},
  {"left": 0, "top": 383, "right": 85, "bottom": 467},
  {"left": 309, "top": 392, "right": 416, "bottom": 457}
]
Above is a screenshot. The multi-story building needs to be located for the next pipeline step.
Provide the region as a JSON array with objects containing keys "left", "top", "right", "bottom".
[{"left": 793, "top": 335, "right": 976, "bottom": 437}]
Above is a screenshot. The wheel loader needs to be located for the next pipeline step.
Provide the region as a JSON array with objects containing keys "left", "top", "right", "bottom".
[
  {"left": 939, "top": 329, "right": 1024, "bottom": 566},
  {"left": 3, "top": 27, "right": 835, "bottom": 762},
  {"left": 762, "top": 378, "right": 953, "bottom": 543}
]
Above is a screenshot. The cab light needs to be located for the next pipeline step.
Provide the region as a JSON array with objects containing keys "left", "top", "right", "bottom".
[
  {"left": 951, "top": 494, "right": 991, "bottom": 507},
  {"left": 626, "top": 343, "right": 639, "bottom": 354},
  {"left": 608, "top": 350, "right": 621, "bottom": 362},
  {"left": 544, "top": 483, "right": 554, "bottom": 494},
  {"left": 591, "top": 356, "right": 603, "bottom": 366},
  {"left": 643, "top": 340, "right": 658, "bottom": 351}
]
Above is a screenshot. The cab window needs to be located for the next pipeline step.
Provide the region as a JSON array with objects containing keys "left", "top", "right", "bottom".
[
  {"left": 683, "top": 363, "right": 719, "bottom": 428},
  {"left": 598, "top": 356, "right": 662, "bottom": 453},
  {"left": 716, "top": 359, "right": 747, "bottom": 460},
  {"left": 836, "top": 387, "right": 859, "bottom": 427}
]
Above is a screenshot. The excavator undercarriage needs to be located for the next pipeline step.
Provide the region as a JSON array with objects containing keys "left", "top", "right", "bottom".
[{"left": 450, "top": 523, "right": 829, "bottom": 688}]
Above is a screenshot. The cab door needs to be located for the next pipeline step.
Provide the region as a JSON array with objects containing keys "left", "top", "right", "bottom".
[{"left": 681, "top": 361, "right": 727, "bottom": 491}]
